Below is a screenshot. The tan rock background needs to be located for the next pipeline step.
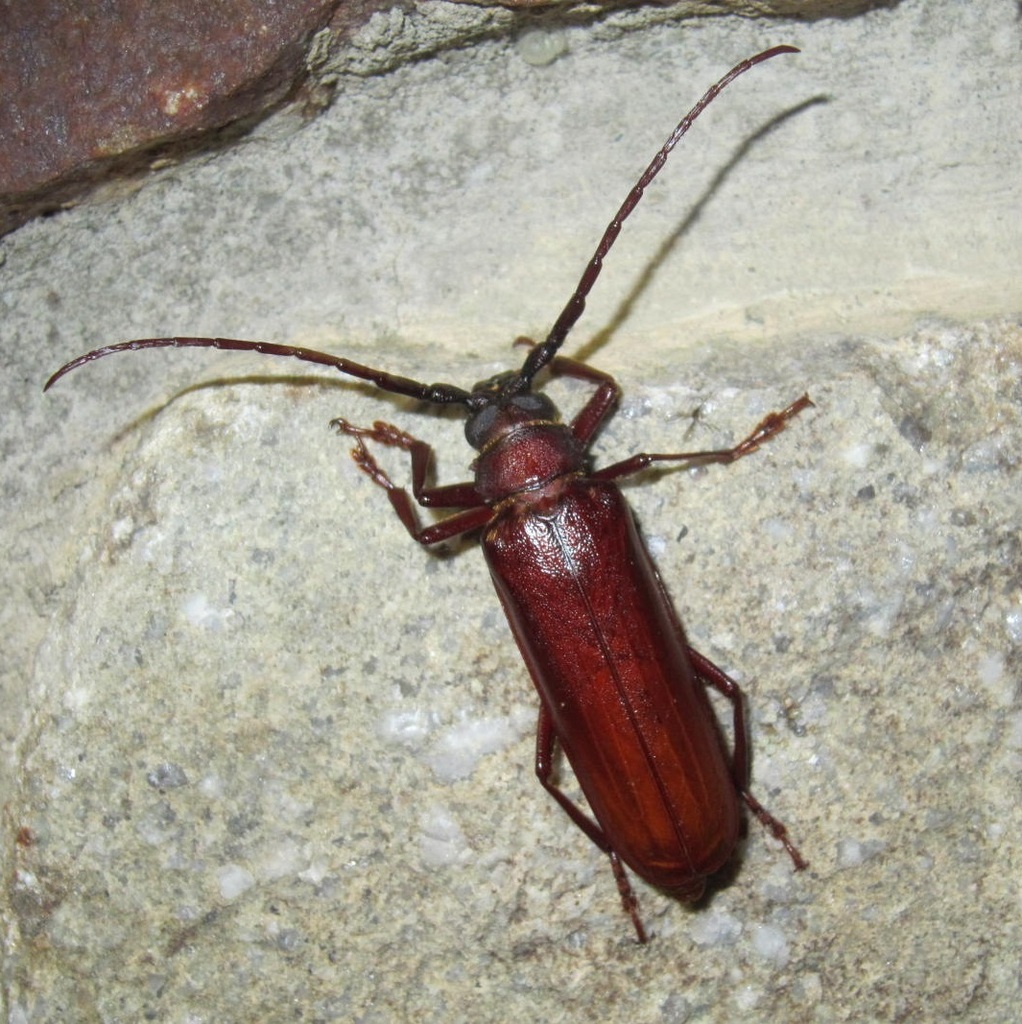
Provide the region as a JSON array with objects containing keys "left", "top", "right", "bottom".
[{"left": 3, "top": 1, "right": 1020, "bottom": 1020}]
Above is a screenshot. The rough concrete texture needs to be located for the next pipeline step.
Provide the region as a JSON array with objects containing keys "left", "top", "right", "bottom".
[{"left": 2, "top": 1, "right": 1021, "bottom": 1021}]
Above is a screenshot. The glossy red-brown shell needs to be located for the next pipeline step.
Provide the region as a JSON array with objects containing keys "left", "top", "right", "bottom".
[{"left": 483, "top": 471, "right": 740, "bottom": 894}]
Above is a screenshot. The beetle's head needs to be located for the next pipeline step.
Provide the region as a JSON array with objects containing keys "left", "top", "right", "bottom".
[{"left": 463, "top": 370, "right": 558, "bottom": 450}]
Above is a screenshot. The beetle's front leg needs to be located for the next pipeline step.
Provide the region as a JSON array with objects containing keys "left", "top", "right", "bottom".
[
  {"left": 331, "top": 418, "right": 492, "bottom": 545},
  {"left": 513, "top": 341, "right": 622, "bottom": 446}
]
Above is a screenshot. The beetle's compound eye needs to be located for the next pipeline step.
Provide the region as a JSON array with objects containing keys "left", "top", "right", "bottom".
[
  {"left": 465, "top": 403, "right": 498, "bottom": 449},
  {"left": 464, "top": 391, "right": 558, "bottom": 450},
  {"left": 509, "top": 392, "right": 556, "bottom": 418}
]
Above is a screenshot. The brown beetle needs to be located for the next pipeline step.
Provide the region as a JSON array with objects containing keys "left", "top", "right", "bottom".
[{"left": 47, "top": 47, "right": 808, "bottom": 941}]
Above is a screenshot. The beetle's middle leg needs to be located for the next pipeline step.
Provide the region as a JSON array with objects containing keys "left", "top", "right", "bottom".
[
  {"left": 591, "top": 392, "right": 814, "bottom": 483},
  {"left": 535, "top": 702, "right": 649, "bottom": 943},
  {"left": 686, "top": 647, "right": 808, "bottom": 872}
]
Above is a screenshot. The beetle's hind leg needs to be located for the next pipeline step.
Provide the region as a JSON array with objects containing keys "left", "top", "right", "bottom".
[
  {"left": 535, "top": 703, "right": 649, "bottom": 943},
  {"left": 686, "top": 647, "right": 808, "bottom": 872}
]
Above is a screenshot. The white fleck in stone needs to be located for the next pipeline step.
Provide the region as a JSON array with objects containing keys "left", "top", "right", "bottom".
[
  {"left": 218, "top": 863, "right": 255, "bottom": 900},
  {"left": 516, "top": 28, "right": 567, "bottom": 68},
  {"left": 182, "top": 593, "right": 230, "bottom": 631},
  {"left": 750, "top": 922, "right": 789, "bottom": 965},
  {"left": 111, "top": 516, "right": 135, "bottom": 544},
  {"left": 977, "top": 651, "right": 1012, "bottom": 706},
  {"left": 62, "top": 685, "right": 91, "bottom": 712},
  {"left": 198, "top": 773, "right": 224, "bottom": 798},
  {"left": 646, "top": 533, "right": 668, "bottom": 558},
  {"left": 378, "top": 708, "right": 436, "bottom": 747},
  {"left": 257, "top": 841, "right": 304, "bottom": 882},
  {"left": 836, "top": 838, "right": 864, "bottom": 867},
  {"left": 419, "top": 805, "right": 470, "bottom": 868},
  {"left": 426, "top": 714, "right": 523, "bottom": 782},
  {"left": 13, "top": 869, "right": 39, "bottom": 892},
  {"left": 762, "top": 516, "right": 794, "bottom": 542},
  {"left": 836, "top": 837, "right": 885, "bottom": 868},
  {"left": 689, "top": 908, "right": 742, "bottom": 947},
  {"left": 299, "top": 860, "right": 328, "bottom": 885},
  {"left": 842, "top": 443, "right": 872, "bottom": 468},
  {"left": 794, "top": 972, "right": 824, "bottom": 1004},
  {"left": 734, "top": 983, "right": 764, "bottom": 1011},
  {"left": 1004, "top": 711, "right": 1022, "bottom": 751}
]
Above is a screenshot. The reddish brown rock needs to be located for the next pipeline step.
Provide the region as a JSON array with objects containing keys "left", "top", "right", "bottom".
[{"left": 0, "top": 0, "right": 352, "bottom": 237}]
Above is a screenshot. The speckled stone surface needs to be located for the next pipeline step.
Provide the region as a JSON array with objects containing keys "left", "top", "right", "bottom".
[{"left": 3, "top": 2, "right": 1021, "bottom": 1021}]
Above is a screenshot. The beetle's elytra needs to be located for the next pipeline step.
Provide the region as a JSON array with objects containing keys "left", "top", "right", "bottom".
[{"left": 47, "top": 46, "right": 809, "bottom": 942}]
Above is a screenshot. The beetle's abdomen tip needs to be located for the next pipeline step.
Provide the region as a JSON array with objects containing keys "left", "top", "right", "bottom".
[{"left": 664, "top": 878, "right": 707, "bottom": 903}]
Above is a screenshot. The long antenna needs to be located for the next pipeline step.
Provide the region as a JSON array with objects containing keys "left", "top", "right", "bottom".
[
  {"left": 516, "top": 45, "right": 799, "bottom": 388},
  {"left": 44, "top": 336, "right": 473, "bottom": 404},
  {"left": 45, "top": 48, "right": 798, "bottom": 405}
]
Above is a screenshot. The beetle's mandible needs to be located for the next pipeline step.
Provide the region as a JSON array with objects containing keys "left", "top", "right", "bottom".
[{"left": 47, "top": 46, "right": 810, "bottom": 943}]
